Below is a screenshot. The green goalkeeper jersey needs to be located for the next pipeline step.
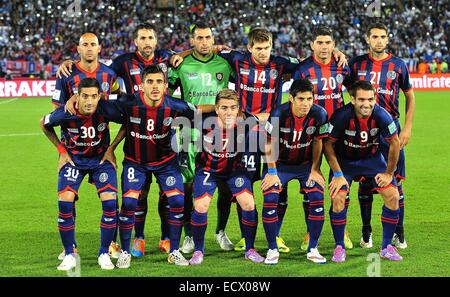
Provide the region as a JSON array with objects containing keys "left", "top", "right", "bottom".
[{"left": 168, "top": 52, "right": 233, "bottom": 105}]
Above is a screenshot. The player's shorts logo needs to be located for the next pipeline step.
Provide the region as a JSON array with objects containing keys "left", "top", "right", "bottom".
[
  {"left": 99, "top": 173, "right": 108, "bottom": 183},
  {"left": 269, "top": 69, "right": 278, "bottom": 79},
  {"left": 163, "top": 117, "right": 173, "bottom": 126},
  {"left": 306, "top": 126, "right": 316, "bottom": 135},
  {"left": 98, "top": 123, "right": 106, "bottom": 132},
  {"left": 101, "top": 82, "right": 110, "bottom": 92},
  {"left": 387, "top": 71, "right": 397, "bottom": 80},
  {"left": 336, "top": 74, "right": 344, "bottom": 84},
  {"left": 166, "top": 176, "right": 176, "bottom": 186},
  {"left": 216, "top": 72, "right": 223, "bottom": 81},
  {"left": 235, "top": 177, "right": 244, "bottom": 188},
  {"left": 370, "top": 128, "right": 379, "bottom": 136},
  {"left": 158, "top": 63, "right": 168, "bottom": 73}
]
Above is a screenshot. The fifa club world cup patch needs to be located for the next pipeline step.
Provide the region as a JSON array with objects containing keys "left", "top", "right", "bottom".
[
  {"left": 319, "top": 123, "right": 328, "bottom": 134},
  {"left": 166, "top": 176, "right": 176, "bottom": 186},
  {"left": 388, "top": 122, "right": 397, "bottom": 134},
  {"left": 99, "top": 173, "right": 109, "bottom": 183}
]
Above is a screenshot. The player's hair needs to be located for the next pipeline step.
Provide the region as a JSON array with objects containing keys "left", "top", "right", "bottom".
[
  {"left": 134, "top": 22, "right": 157, "bottom": 39},
  {"left": 248, "top": 27, "right": 272, "bottom": 47},
  {"left": 191, "top": 22, "right": 211, "bottom": 36},
  {"left": 78, "top": 77, "right": 100, "bottom": 93},
  {"left": 289, "top": 78, "right": 314, "bottom": 97},
  {"left": 366, "top": 22, "right": 389, "bottom": 37},
  {"left": 312, "top": 25, "right": 334, "bottom": 41},
  {"left": 349, "top": 80, "right": 375, "bottom": 97},
  {"left": 141, "top": 64, "right": 165, "bottom": 80},
  {"left": 215, "top": 89, "right": 239, "bottom": 105}
]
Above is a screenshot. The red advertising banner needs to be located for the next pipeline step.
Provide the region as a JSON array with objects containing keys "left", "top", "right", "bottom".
[{"left": 1, "top": 74, "right": 449, "bottom": 98}]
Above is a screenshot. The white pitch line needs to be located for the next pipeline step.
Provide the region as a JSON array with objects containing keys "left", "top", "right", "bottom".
[{"left": 0, "top": 98, "right": 18, "bottom": 105}]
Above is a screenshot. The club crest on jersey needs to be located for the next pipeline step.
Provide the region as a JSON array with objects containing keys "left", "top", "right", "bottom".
[
  {"left": 158, "top": 63, "right": 168, "bottom": 73},
  {"left": 98, "top": 123, "right": 107, "bottom": 132},
  {"left": 235, "top": 177, "right": 244, "bottom": 188},
  {"left": 216, "top": 72, "right": 223, "bottom": 81},
  {"left": 370, "top": 128, "right": 379, "bottom": 136},
  {"left": 336, "top": 74, "right": 344, "bottom": 84},
  {"left": 306, "top": 126, "right": 316, "bottom": 135},
  {"left": 163, "top": 117, "right": 173, "bottom": 126},
  {"left": 99, "top": 173, "right": 108, "bottom": 183},
  {"left": 269, "top": 69, "right": 278, "bottom": 79},
  {"left": 130, "top": 68, "right": 140, "bottom": 76},
  {"left": 101, "top": 82, "right": 110, "bottom": 92},
  {"left": 387, "top": 71, "right": 397, "bottom": 80},
  {"left": 166, "top": 176, "right": 176, "bottom": 186}
]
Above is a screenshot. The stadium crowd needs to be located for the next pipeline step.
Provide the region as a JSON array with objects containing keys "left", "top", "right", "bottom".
[{"left": 0, "top": 0, "right": 449, "bottom": 77}]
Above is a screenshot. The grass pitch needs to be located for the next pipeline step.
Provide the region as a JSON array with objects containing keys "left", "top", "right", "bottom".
[{"left": 0, "top": 91, "right": 449, "bottom": 277}]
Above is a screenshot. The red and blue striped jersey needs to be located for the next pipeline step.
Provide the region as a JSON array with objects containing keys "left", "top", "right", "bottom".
[
  {"left": 293, "top": 56, "right": 351, "bottom": 119},
  {"left": 265, "top": 103, "right": 328, "bottom": 165},
  {"left": 219, "top": 50, "right": 298, "bottom": 114},
  {"left": 110, "top": 50, "right": 171, "bottom": 94},
  {"left": 43, "top": 104, "right": 122, "bottom": 158},
  {"left": 52, "top": 62, "right": 117, "bottom": 106},
  {"left": 196, "top": 112, "right": 259, "bottom": 175},
  {"left": 348, "top": 53, "right": 412, "bottom": 119},
  {"left": 111, "top": 94, "right": 196, "bottom": 166},
  {"left": 328, "top": 103, "right": 398, "bottom": 160}
]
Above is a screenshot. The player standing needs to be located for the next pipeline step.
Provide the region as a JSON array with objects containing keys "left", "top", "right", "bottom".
[
  {"left": 348, "top": 23, "right": 415, "bottom": 249},
  {"left": 168, "top": 22, "right": 235, "bottom": 253},
  {"left": 293, "top": 26, "right": 353, "bottom": 251},
  {"left": 323, "top": 80, "right": 403, "bottom": 262}
]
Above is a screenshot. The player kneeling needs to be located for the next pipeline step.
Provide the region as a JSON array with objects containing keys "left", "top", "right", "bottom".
[
  {"left": 323, "top": 80, "right": 403, "bottom": 262},
  {"left": 41, "top": 78, "right": 123, "bottom": 271},
  {"left": 189, "top": 89, "right": 264, "bottom": 265},
  {"left": 261, "top": 79, "right": 328, "bottom": 264}
]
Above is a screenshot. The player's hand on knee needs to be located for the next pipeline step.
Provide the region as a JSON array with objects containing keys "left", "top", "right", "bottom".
[
  {"left": 307, "top": 170, "right": 325, "bottom": 188},
  {"left": 56, "top": 59, "right": 74, "bottom": 79},
  {"left": 260, "top": 173, "right": 281, "bottom": 192},
  {"left": 64, "top": 94, "right": 79, "bottom": 115},
  {"left": 58, "top": 153, "right": 75, "bottom": 172},
  {"left": 375, "top": 172, "right": 393, "bottom": 188},
  {"left": 100, "top": 147, "right": 117, "bottom": 170},
  {"left": 328, "top": 176, "right": 348, "bottom": 199}
]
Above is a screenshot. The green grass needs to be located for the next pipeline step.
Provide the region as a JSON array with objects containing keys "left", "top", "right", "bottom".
[{"left": 0, "top": 92, "right": 449, "bottom": 277}]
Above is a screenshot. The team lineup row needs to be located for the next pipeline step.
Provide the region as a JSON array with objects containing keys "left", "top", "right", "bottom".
[{"left": 43, "top": 21, "right": 415, "bottom": 270}]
